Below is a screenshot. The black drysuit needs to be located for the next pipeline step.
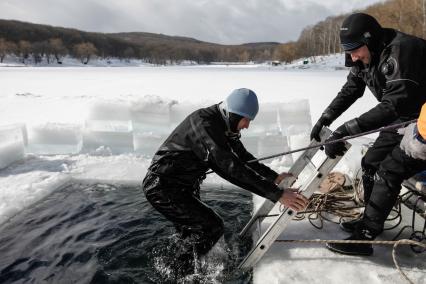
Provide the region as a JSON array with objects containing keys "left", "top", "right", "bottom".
[
  {"left": 363, "top": 142, "right": 426, "bottom": 234},
  {"left": 142, "top": 104, "right": 282, "bottom": 257},
  {"left": 323, "top": 29, "right": 426, "bottom": 234}
]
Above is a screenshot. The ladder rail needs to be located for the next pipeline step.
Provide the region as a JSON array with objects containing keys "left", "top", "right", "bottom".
[
  {"left": 239, "top": 174, "right": 318, "bottom": 269},
  {"left": 239, "top": 128, "right": 332, "bottom": 238},
  {"left": 238, "top": 138, "right": 351, "bottom": 270}
]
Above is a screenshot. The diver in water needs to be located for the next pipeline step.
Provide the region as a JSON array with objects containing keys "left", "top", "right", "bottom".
[{"left": 143, "top": 88, "right": 308, "bottom": 275}]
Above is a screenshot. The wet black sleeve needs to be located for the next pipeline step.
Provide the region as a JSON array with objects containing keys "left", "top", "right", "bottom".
[
  {"left": 228, "top": 138, "right": 279, "bottom": 183},
  {"left": 324, "top": 68, "right": 366, "bottom": 122},
  {"left": 355, "top": 43, "right": 424, "bottom": 132},
  {"left": 188, "top": 115, "right": 283, "bottom": 203}
]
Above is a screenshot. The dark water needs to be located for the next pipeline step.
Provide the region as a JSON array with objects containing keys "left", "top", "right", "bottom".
[{"left": 0, "top": 183, "right": 253, "bottom": 284}]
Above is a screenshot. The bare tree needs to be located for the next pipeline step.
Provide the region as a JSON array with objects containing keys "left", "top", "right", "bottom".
[
  {"left": 18, "top": 40, "right": 31, "bottom": 63},
  {"left": 0, "top": 38, "right": 12, "bottom": 63},
  {"left": 49, "top": 38, "right": 67, "bottom": 64},
  {"left": 73, "top": 42, "right": 98, "bottom": 64},
  {"left": 31, "top": 41, "right": 49, "bottom": 64},
  {"left": 238, "top": 50, "right": 250, "bottom": 62},
  {"left": 123, "top": 47, "right": 135, "bottom": 62},
  {"left": 273, "top": 42, "right": 297, "bottom": 63}
]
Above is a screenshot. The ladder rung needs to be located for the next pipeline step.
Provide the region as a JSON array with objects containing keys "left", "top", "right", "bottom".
[
  {"left": 238, "top": 127, "right": 351, "bottom": 270},
  {"left": 239, "top": 128, "right": 332, "bottom": 238}
]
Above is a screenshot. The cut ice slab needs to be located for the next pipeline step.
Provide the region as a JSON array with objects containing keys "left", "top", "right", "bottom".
[
  {"left": 132, "top": 122, "right": 171, "bottom": 135},
  {"left": 279, "top": 99, "right": 312, "bottom": 135},
  {"left": 132, "top": 107, "right": 171, "bottom": 127},
  {"left": 0, "top": 124, "right": 25, "bottom": 169},
  {"left": 87, "top": 101, "right": 132, "bottom": 121},
  {"left": 82, "top": 131, "right": 134, "bottom": 154},
  {"left": 169, "top": 103, "right": 199, "bottom": 128},
  {"left": 85, "top": 120, "right": 132, "bottom": 132},
  {"left": 133, "top": 132, "right": 166, "bottom": 156},
  {"left": 131, "top": 95, "right": 174, "bottom": 128},
  {"left": 249, "top": 104, "right": 282, "bottom": 135},
  {"left": 258, "top": 134, "right": 293, "bottom": 166},
  {"left": 26, "top": 123, "right": 82, "bottom": 155}
]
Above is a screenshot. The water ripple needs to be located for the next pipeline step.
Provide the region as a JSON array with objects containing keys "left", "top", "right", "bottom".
[{"left": 0, "top": 183, "right": 253, "bottom": 283}]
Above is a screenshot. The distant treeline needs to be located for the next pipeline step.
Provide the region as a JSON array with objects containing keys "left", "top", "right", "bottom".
[
  {"left": 0, "top": 19, "right": 280, "bottom": 65},
  {"left": 0, "top": 0, "right": 425, "bottom": 65}
]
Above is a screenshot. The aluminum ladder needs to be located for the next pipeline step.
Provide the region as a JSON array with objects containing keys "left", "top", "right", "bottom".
[{"left": 238, "top": 128, "right": 351, "bottom": 270}]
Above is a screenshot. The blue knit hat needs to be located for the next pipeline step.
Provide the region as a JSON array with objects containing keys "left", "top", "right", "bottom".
[{"left": 224, "top": 88, "right": 259, "bottom": 120}]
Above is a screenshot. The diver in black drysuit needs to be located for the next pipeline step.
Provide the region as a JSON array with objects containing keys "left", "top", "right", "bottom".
[{"left": 143, "top": 88, "right": 308, "bottom": 274}]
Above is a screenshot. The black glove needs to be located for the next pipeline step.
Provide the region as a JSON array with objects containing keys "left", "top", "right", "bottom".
[
  {"left": 310, "top": 114, "right": 333, "bottom": 142},
  {"left": 324, "top": 124, "right": 349, "bottom": 159}
]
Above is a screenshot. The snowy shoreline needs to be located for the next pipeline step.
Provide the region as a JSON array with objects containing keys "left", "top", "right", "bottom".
[{"left": 0, "top": 53, "right": 348, "bottom": 70}]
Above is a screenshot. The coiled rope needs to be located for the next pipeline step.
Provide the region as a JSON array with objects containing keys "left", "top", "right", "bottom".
[{"left": 266, "top": 173, "right": 426, "bottom": 284}]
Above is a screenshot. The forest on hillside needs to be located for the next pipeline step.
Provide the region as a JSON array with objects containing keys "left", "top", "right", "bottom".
[
  {"left": 0, "top": 19, "right": 279, "bottom": 65},
  {"left": 0, "top": 0, "right": 424, "bottom": 65}
]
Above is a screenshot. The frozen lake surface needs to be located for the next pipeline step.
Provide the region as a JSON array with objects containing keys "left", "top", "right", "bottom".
[{"left": 0, "top": 65, "right": 377, "bottom": 125}]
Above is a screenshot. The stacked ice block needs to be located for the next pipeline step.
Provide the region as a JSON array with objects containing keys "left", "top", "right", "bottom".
[{"left": 0, "top": 124, "right": 25, "bottom": 169}]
